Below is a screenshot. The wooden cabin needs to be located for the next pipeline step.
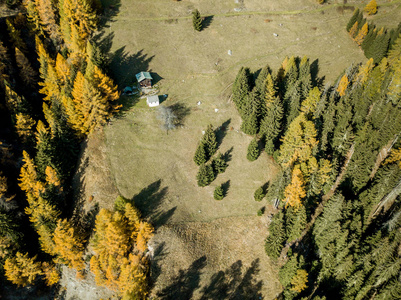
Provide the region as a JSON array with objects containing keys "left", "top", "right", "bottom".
[{"left": 136, "top": 72, "right": 153, "bottom": 88}]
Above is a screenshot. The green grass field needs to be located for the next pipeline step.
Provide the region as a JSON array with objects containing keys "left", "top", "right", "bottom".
[{"left": 76, "top": 0, "right": 401, "bottom": 298}]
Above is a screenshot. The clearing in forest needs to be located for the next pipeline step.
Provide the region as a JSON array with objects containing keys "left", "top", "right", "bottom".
[{"left": 71, "top": 0, "right": 401, "bottom": 298}]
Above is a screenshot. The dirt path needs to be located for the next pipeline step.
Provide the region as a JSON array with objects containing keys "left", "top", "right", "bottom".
[{"left": 109, "top": 0, "right": 401, "bottom": 22}]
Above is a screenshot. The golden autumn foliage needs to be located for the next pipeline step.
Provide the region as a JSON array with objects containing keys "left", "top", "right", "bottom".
[
  {"left": 36, "top": 0, "right": 62, "bottom": 43},
  {"left": 264, "top": 73, "right": 276, "bottom": 107},
  {"left": 291, "top": 269, "right": 308, "bottom": 293},
  {"left": 386, "top": 147, "right": 401, "bottom": 168},
  {"left": 4, "top": 252, "right": 42, "bottom": 287},
  {"left": 41, "top": 262, "right": 60, "bottom": 286},
  {"left": 279, "top": 114, "right": 318, "bottom": 167},
  {"left": 364, "top": 0, "right": 377, "bottom": 15},
  {"left": 300, "top": 86, "right": 321, "bottom": 116},
  {"left": 19, "top": 151, "right": 44, "bottom": 197},
  {"left": 25, "top": 195, "right": 60, "bottom": 227},
  {"left": 55, "top": 53, "right": 71, "bottom": 86},
  {"left": 53, "top": 219, "right": 85, "bottom": 271},
  {"left": 284, "top": 167, "right": 306, "bottom": 209},
  {"left": 15, "top": 113, "right": 36, "bottom": 144},
  {"left": 45, "top": 166, "right": 61, "bottom": 187},
  {"left": 337, "top": 74, "right": 349, "bottom": 97},
  {"left": 354, "top": 22, "right": 368, "bottom": 46},
  {"left": 356, "top": 58, "right": 374, "bottom": 85},
  {"left": 349, "top": 21, "right": 359, "bottom": 39},
  {"left": 90, "top": 202, "right": 153, "bottom": 298}
]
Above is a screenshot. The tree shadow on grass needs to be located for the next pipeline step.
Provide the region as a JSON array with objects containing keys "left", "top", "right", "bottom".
[
  {"left": 169, "top": 102, "right": 191, "bottom": 126},
  {"left": 200, "top": 259, "right": 263, "bottom": 300},
  {"left": 222, "top": 180, "right": 230, "bottom": 197},
  {"left": 150, "top": 241, "right": 167, "bottom": 284},
  {"left": 223, "top": 146, "right": 234, "bottom": 163},
  {"left": 131, "top": 180, "right": 174, "bottom": 227},
  {"left": 215, "top": 119, "right": 231, "bottom": 149},
  {"left": 202, "top": 15, "right": 214, "bottom": 30},
  {"left": 110, "top": 47, "right": 155, "bottom": 87},
  {"left": 157, "top": 256, "right": 207, "bottom": 299}
]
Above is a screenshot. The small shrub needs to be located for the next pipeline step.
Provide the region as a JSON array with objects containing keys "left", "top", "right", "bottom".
[
  {"left": 254, "top": 187, "right": 265, "bottom": 201},
  {"left": 114, "top": 195, "right": 129, "bottom": 212},
  {"left": 317, "top": 0, "right": 325, "bottom": 4},
  {"left": 247, "top": 138, "right": 260, "bottom": 161},
  {"left": 257, "top": 208, "right": 264, "bottom": 216},
  {"left": 192, "top": 9, "right": 203, "bottom": 31},
  {"left": 214, "top": 185, "right": 224, "bottom": 200}
]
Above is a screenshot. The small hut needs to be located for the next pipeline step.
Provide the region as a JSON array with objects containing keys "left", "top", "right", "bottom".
[
  {"left": 136, "top": 72, "right": 153, "bottom": 88},
  {"left": 146, "top": 95, "right": 159, "bottom": 107}
]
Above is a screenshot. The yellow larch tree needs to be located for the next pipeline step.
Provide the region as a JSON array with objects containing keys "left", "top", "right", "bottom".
[
  {"left": 55, "top": 53, "right": 71, "bottom": 87},
  {"left": 93, "top": 65, "right": 121, "bottom": 113},
  {"left": 118, "top": 254, "right": 149, "bottom": 300},
  {"left": 364, "top": 0, "right": 377, "bottom": 15},
  {"left": 36, "top": 0, "right": 63, "bottom": 43},
  {"left": 15, "top": 113, "right": 36, "bottom": 144},
  {"left": 291, "top": 269, "right": 308, "bottom": 293},
  {"left": 37, "top": 224, "right": 57, "bottom": 255},
  {"left": 278, "top": 114, "right": 318, "bottom": 168},
  {"left": 4, "top": 252, "right": 43, "bottom": 287},
  {"left": 45, "top": 166, "right": 61, "bottom": 187},
  {"left": 356, "top": 58, "right": 374, "bottom": 85},
  {"left": 135, "top": 222, "right": 154, "bottom": 253},
  {"left": 349, "top": 21, "right": 359, "bottom": 39},
  {"left": 70, "top": 71, "right": 109, "bottom": 134},
  {"left": 19, "top": 151, "right": 44, "bottom": 197},
  {"left": 337, "top": 74, "right": 349, "bottom": 97},
  {"left": 284, "top": 167, "right": 306, "bottom": 209},
  {"left": 41, "top": 262, "right": 60, "bottom": 286},
  {"left": 354, "top": 22, "right": 368, "bottom": 46},
  {"left": 264, "top": 73, "right": 276, "bottom": 107},
  {"left": 25, "top": 195, "right": 60, "bottom": 228},
  {"left": 24, "top": 0, "right": 42, "bottom": 34},
  {"left": 53, "top": 219, "right": 85, "bottom": 271},
  {"left": 386, "top": 147, "right": 401, "bottom": 168},
  {"left": 300, "top": 86, "right": 321, "bottom": 116},
  {"left": 39, "top": 62, "right": 60, "bottom": 101}
]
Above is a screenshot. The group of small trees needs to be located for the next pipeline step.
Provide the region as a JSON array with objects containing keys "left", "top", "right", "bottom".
[
  {"left": 194, "top": 125, "right": 227, "bottom": 189},
  {"left": 347, "top": 8, "right": 401, "bottom": 63}
]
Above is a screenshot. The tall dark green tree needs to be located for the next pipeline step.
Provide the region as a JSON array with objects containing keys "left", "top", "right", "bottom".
[
  {"left": 194, "top": 142, "right": 206, "bottom": 166},
  {"left": 232, "top": 67, "right": 252, "bottom": 117},
  {"left": 265, "top": 211, "right": 286, "bottom": 260},
  {"left": 247, "top": 138, "right": 259, "bottom": 161},
  {"left": 202, "top": 124, "right": 217, "bottom": 159},
  {"left": 346, "top": 9, "right": 360, "bottom": 32}
]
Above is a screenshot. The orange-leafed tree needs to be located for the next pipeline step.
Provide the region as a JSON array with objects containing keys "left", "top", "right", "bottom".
[
  {"left": 354, "top": 23, "right": 368, "bottom": 46},
  {"left": 349, "top": 21, "right": 359, "bottom": 39},
  {"left": 41, "top": 262, "right": 60, "bottom": 286},
  {"left": 53, "top": 219, "right": 85, "bottom": 271},
  {"left": 284, "top": 167, "right": 306, "bottom": 209},
  {"left": 337, "top": 74, "right": 349, "bottom": 97},
  {"left": 300, "top": 86, "right": 321, "bottom": 116}
]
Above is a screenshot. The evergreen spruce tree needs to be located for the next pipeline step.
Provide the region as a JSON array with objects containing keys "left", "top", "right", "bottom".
[
  {"left": 232, "top": 67, "right": 251, "bottom": 116},
  {"left": 361, "top": 26, "right": 377, "bottom": 53},
  {"left": 202, "top": 124, "right": 217, "bottom": 159},
  {"left": 286, "top": 205, "right": 307, "bottom": 241},
  {"left": 247, "top": 138, "right": 260, "bottom": 161},
  {"left": 212, "top": 153, "right": 227, "bottom": 174},
  {"left": 265, "top": 211, "right": 286, "bottom": 260},
  {"left": 196, "top": 164, "right": 214, "bottom": 187},
  {"left": 194, "top": 142, "right": 206, "bottom": 165},
  {"left": 368, "top": 30, "right": 390, "bottom": 64},
  {"left": 241, "top": 113, "right": 258, "bottom": 135},
  {"left": 259, "top": 96, "right": 283, "bottom": 155},
  {"left": 346, "top": 9, "right": 360, "bottom": 32},
  {"left": 192, "top": 9, "right": 202, "bottom": 31},
  {"left": 299, "top": 56, "right": 312, "bottom": 99},
  {"left": 15, "top": 48, "right": 37, "bottom": 87},
  {"left": 214, "top": 185, "right": 224, "bottom": 200}
]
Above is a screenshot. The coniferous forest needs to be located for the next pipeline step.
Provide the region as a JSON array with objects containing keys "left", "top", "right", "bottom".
[
  {"left": 0, "top": 0, "right": 153, "bottom": 298},
  {"left": 232, "top": 29, "right": 401, "bottom": 298}
]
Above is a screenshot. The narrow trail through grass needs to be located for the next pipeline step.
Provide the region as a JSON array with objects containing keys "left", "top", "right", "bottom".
[{"left": 112, "top": 0, "right": 401, "bottom": 22}]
